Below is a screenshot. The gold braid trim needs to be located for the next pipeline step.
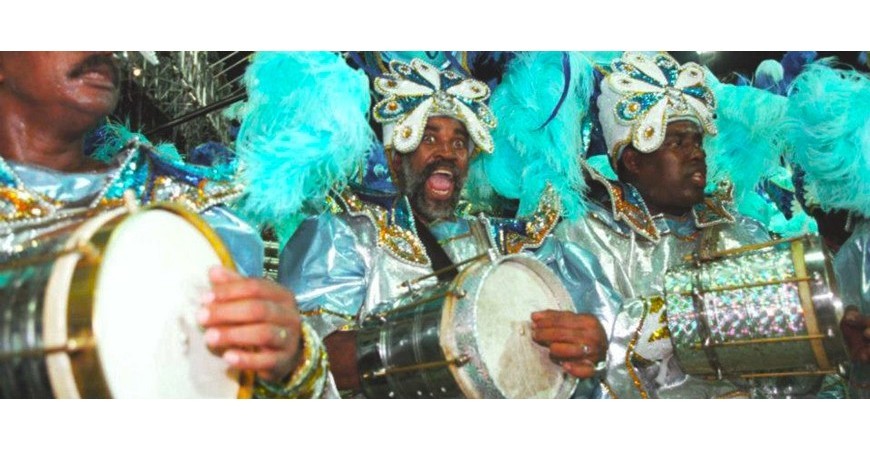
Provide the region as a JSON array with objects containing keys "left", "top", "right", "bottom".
[
  {"left": 253, "top": 321, "right": 330, "bottom": 399},
  {"left": 625, "top": 300, "right": 652, "bottom": 399}
]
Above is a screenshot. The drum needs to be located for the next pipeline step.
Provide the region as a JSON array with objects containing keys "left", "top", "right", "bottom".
[
  {"left": 0, "top": 203, "right": 253, "bottom": 398},
  {"left": 664, "top": 235, "right": 848, "bottom": 380},
  {"left": 356, "top": 253, "right": 578, "bottom": 399}
]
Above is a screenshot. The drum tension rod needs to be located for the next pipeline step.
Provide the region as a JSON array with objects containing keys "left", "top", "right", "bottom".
[
  {"left": 690, "top": 333, "right": 831, "bottom": 350},
  {"left": 0, "top": 336, "right": 95, "bottom": 361},
  {"left": 361, "top": 354, "right": 471, "bottom": 380},
  {"left": 372, "top": 288, "right": 467, "bottom": 322},
  {"left": 399, "top": 253, "right": 489, "bottom": 291}
]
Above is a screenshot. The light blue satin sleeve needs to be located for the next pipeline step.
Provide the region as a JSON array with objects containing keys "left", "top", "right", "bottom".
[
  {"left": 834, "top": 219, "right": 870, "bottom": 398},
  {"left": 531, "top": 235, "right": 624, "bottom": 399},
  {"left": 278, "top": 213, "right": 370, "bottom": 335},
  {"left": 532, "top": 235, "right": 622, "bottom": 339},
  {"left": 835, "top": 219, "right": 870, "bottom": 314},
  {"left": 201, "top": 206, "right": 264, "bottom": 278}
]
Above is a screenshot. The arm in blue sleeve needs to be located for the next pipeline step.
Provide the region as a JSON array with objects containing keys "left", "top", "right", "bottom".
[
  {"left": 278, "top": 213, "right": 370, "bottom": 336},
  {"left": 201, "top": 206, "right": 264, "bottom": 278}
]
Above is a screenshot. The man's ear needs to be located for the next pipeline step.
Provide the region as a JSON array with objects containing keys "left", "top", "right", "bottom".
[
  {"left": 621, "top": 148, "right": 642, "bottom": 179},
  {"left": 388, "top": 149, "right": 403, "bottom": 188}
]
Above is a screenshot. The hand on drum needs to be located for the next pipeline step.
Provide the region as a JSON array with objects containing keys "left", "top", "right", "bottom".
[
  {"left": 841, "top": 307, "right": 870, "bottom": 363},
  {"left": 531, "top": 310, "right": 606, "bottom": 379},
  {"left": 196, "top": 266, "right": 303, "bottom": 383}
]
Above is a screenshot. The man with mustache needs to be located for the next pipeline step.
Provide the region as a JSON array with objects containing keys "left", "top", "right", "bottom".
[
  {"left": 0, "top": 52, "right": 327, "bottom": 398},
  {"left": 278, "top": 58, "right": 621, "bottom": 397},
  {"left": 554, "top": 52, "right": 777, "bottom": 398}
]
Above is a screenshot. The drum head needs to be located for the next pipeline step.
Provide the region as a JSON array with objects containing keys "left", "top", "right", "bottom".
[
  {"left": 93, "top": 209, "right": 241, "bottom": 398},
  {"left": 448, "top": 256, "right": 576, "bottom": 398}
]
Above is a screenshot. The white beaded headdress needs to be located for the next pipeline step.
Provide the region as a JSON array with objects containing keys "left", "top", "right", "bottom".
[
  {"left": 372, "top": 58, "right": 497, "bottom": 155},
  {"left": 597, "top": 52, "right": 718, "bottom": 167}
]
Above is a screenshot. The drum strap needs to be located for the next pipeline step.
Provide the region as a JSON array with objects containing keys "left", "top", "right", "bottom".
[{"left": 413, "top": 214, "right": 459, "bottom": 282}]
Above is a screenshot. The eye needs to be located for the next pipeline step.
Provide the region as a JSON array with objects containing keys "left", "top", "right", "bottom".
[
  {"left": 422, "top": 134, "right": 436, "bottom": 144},
  {"left": 452, "top": 139, "right": 468, "bottom": 150}
]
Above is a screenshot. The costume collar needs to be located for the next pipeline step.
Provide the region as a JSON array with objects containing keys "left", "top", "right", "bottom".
[
  {"left": 1, "top": 139, "right": 242, "bottom": 229},
  {"left": 583, "top": 162, "right": 735, "bottom": 243}
]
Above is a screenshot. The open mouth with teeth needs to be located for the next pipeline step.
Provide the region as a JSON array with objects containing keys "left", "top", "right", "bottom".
[{"left": 425, "top": 168, "right": 455, "bottom": 201}]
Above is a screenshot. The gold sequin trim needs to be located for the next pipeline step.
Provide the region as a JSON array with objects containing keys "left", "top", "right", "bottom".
[
  {"left": 583, "top": 162, "right": 660, "bottom": 243},
  {"left": 337, "top": 190, "right": 429, "bottom": 267},
  {"left": 503, "top": 184, "right": 561, "bottom": 254},
  {"left": 302, "top": 307, "right": 356, "bottom": 322},
  {"left": 646, "top": 296, "right": 671, "bottom": 343}
]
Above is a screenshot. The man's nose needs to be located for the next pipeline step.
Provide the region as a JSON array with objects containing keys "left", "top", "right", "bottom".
[{"left": 434, "top": 141, "right": 459, "bottom": 160}]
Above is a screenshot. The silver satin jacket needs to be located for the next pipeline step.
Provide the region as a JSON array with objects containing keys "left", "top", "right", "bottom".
[
  {"left": 279, "top": 188, "right": 622, "bottom": 398},
  {"left": 552, "top": 168, "right": 822, "bottom": 398}
]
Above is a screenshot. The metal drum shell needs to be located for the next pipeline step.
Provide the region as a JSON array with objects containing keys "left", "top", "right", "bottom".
[
  {"left": 665, "top": 235, "right": 849, "bottom": 379},
  {"left": 357, "top": 253, "right": 579, "bottom": 399},
  {"left": 0, "top": 203, "right": 250, "bottom": 398}
]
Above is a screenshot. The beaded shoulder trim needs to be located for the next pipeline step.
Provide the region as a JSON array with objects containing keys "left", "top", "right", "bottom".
[
  {"left": 0, "top": 142, "right": 242, "bottom": 228},
  {"left": 333, "top": 189, "right": 430, "bottom": 267},
  {"left": 492, "top": 184, "right": 562, "bottom": 254},
  {"left": 583, "top": 162, "right": 661, "bottom": 243}
]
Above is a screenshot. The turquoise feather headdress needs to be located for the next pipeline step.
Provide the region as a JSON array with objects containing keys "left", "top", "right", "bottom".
[
  {"left": 232, "top": 52, "right": 374, "bottom": 242},
  {"left": 786, "top": 62, "right": 870, "bottom": 218}
]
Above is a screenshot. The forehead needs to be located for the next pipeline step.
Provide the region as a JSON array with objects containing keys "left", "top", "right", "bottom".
[
  {"left": 424, "top": 116, "right": 468, "bottom": 134},
  {"left": 665, "top": 120, "right": 702, "bottom": 136}
]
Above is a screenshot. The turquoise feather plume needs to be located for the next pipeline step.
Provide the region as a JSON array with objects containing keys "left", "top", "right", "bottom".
[
  {"left": 467, "top": 52, "right": 612, "bottom": 220},
  {"left": 232, "top": 52, "right": 374, "bottom": 242},
  {"left": 786, "top": 63, "right": 870, "bottom": 217},
  {"left": 704, "top": 70, "right": 789, "bottom": 208}
]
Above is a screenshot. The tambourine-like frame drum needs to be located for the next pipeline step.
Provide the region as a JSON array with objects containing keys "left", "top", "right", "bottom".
[
  {"left": 357, "top": 253, "right": 579, "bottom": 399},
  {"left": 665, "top": 235, "right": 849, "bottom": 380},
  {"left": 0, "top": 203, "right": 254, "bottom": 398}
]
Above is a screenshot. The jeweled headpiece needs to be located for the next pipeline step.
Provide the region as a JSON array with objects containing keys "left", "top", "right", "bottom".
[
  {"left": 597, "top": 52, "right": 718, "bottom": 167},
  {"left": 372, "top": 58, "right": 496, "bottom": 154}
]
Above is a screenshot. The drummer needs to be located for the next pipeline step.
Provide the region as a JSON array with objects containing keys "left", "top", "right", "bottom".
[
  {"left": 552, "top": 52, "right": 786, "bottom": 398},
  {"left": 0, "top": 51, "right": 328, "bottom": 398},
  {"left": 275, "top": 58, "right": 622, "bottom": 398}
]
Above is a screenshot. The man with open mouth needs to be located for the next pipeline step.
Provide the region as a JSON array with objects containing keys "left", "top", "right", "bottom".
[{"left": 276, "top": 57, "right": 622, "bottom": 398}]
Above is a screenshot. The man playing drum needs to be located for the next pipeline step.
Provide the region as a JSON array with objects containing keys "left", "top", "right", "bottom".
[
  {"left": 553, "top": 52, "right": 826, "bottom": 398},
  {"left": 0, "top": 52, "right": 328, "bottom": 398},
  {"left": 273, "top": 58, "right": 622, "bottom": 398}
]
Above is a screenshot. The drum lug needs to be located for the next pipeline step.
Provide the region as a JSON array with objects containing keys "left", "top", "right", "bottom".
[
  {"left": 122, "top": 189, "right": 141, "bottom": 212},
  {"left": 452, "top": 288, "right": 466, "bottom": 299}
]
